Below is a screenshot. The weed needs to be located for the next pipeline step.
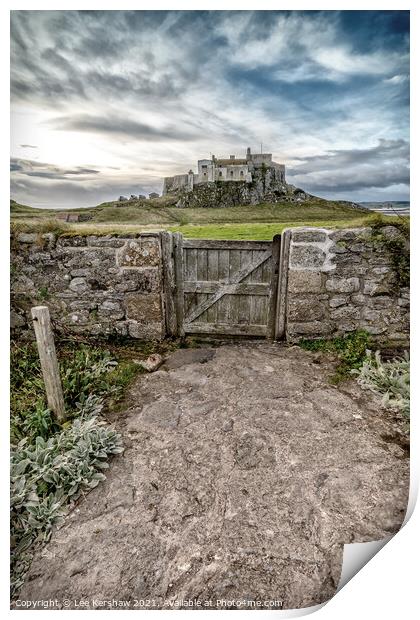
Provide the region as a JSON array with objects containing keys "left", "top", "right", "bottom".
[
  {"left": 299, "top": 330, "right": 372, "bottom": 382},
  {"left": 37, "top": 286, "right": 50, "bottom": 301},
  {"left": 367, "top": 214, "right": 410, "bottom": 290}
]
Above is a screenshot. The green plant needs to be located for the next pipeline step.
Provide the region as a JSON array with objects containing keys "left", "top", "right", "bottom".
[
  {"left": 10, "top": 340, "right": 140, "bottom": 594},
  {"left": 299, "top": 330, "right": 372, "bottom": 382},
  {"left": 37, "top": 286, "right": 50, "bottom": 301},
  {"left": 368, "top": 215, "right": 410, "bottom": 290},
  {"left": 10, "top": 414, "right": 123, "bottom": 594},
  {"left": 59, "top": 346, "right": 118, "bottom": 410},
  {"left": 352, "top": 350, "right": 410, "bottom": 418}
]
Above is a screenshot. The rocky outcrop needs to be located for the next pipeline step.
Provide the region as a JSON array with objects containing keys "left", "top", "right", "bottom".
[{"left": 174, "top": 168, "right": 311, "bottom": 208}]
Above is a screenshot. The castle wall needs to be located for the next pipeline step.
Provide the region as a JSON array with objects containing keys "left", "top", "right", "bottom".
[{"left": 163, "top": 174, "right": 189, "bottom": 194}]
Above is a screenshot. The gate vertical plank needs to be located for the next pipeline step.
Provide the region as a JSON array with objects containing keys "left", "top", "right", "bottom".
[
  {"left": 267, "top": 234, "right": 282, "bottom": 339},
  {"left": 217, "top": 249, "right": 230, "bottom": 322},
  {"left": 228, "top": 249, "right": 241, "bottom": 324},
  {"left": 160, "top": 232, "right": 177, "bottom": 337},
  {"left": 238, "top": 250, "right": 251, "bottom": 323},
  {"left": 207, "top": 249, "right": 218, "bottom": 323},
  {"left": 249, "top": 250, "right": 257, "bottom": 324},
  {"left": 173, "top": 232, "right": 185, "bottom": 337},
  {"left": 196, "top": 248, "right": 208, "bottom": 323}
]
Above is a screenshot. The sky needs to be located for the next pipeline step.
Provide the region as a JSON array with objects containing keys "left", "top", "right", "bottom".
[{"left": 10, "top": 10, "right": 410, "bottom": 209}]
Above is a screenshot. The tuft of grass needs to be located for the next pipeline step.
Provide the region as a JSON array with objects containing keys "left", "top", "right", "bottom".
[{"left": 299, "top": 330, "right": 372, "bottom": 382}]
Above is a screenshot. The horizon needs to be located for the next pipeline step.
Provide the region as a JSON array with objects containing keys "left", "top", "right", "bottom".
[{"left": 10, "top": 10, "right": 410, "bottom": 209}]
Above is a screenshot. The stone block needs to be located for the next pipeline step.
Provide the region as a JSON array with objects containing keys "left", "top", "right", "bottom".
[
  {"left": 56, "top": 236, "right": 87, "bottom": 247},
  {"left": 368, "top": 296, "right": 394, "bottom": 309},
  {"left": 329, "top": 244, "right": 348, "bottom": 254},
  {"left": 330, "top": 306, "right": 361, "bottom": 320},
  {"left": 336, "top": 321, "right": 359, "bottom": 333},
  {"left": 17, "top": 233, "right": 37, "bottom": 244},
  {"left": 70, "top": 268, "right": 91, "bottom": 277},
  {"left": 360, "top": 323, "right": 387, "bottom": 335},
  {"left": 326, "top": 277, "right": 360, "bottom": 293},
  {"left": 128, "top": 320, "right": 164, "bottom": 340},
  {"left": 348, "top": 243, "right": 369, "bottom": 253},
  {"left": 87, "top": 236, "right": 126, "bottom": 248},
  {"left": 363, "top": 280, "right": 392, "bottom": 296},
  {"left": 117, "top": 238, "right": 160, "bottom": 268},
  {"left": 380, "top": 226, "right": 404, "bottom": 239},
  {"left": 287, "top": 270, "right": 324, "bottom": 294},
  {"left": 287, "top": 320, "right": 333, "bottom": 337},
  {"left": 116, "top": 268, "right": 161, "bottom": 293},
  {"left": 361, "top": 308, "right": 381, "bottom": 321},
  {"left": 11, "top": 310, "right": 26, "bottom": 328},
  {"left": 292, "top": 229, "right": 327, "bottom": 243},
  {"left": 69, "top": 277, "right": 89, "bottom": 293},
  {"left": 329, "top": 296, "right": 347, "bottom": 308},
  {"left": 288, "top": 298, "right": 326, "bottom": 322},
  {"left": 350, "top": 293, "right": 366, "bottom": 306},
  {"left": 329, "top": 227, "right": 372, "bottom": 242},
  {"left": 290, "top": 245, "right": 326, "bottom": 268},
  {"left": 98, "top": 300, "right": 125, "bottom": 320},
  {"left": 124, "top": 293, "right": 162, "bottom": 323}
]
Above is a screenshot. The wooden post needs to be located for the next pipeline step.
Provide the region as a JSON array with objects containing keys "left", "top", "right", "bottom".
[
  {"left": 173, "top": 233, "right": 185, "bottom": 337},
  {"left": 31, "top": 305, "right": 66, "bottom": 423},
  {"left": 160, "top": 232, "right": 177, "bottom": 337},
  {"left": 275, "top": 229, "right": 292, "bottom": 340},
  {"left": 267, "top": 234, "right": 282, "bottom": 340}
]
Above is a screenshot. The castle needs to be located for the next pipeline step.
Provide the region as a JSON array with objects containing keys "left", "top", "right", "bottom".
[{"left": 163, "top": 147, "right": 286, "bottom": 194}]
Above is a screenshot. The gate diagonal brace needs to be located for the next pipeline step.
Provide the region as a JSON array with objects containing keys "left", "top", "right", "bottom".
[{"left": 184, "top": 249, "right": 272, "bottom": 324}]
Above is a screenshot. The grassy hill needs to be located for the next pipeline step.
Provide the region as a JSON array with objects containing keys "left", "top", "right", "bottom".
[{"left": 10, "top": 196, "right": 406, "bottom": 240}]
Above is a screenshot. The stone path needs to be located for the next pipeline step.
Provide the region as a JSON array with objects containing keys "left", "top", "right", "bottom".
[{"left": 19, "top": 343, "right": 409, "bottom": 610}]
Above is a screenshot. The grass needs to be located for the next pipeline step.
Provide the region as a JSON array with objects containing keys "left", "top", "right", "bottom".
[
  {"left": 11, "top": 197, "right": 406, "bottom": 240},
  {"left": 167, "top": 218, "right": 377, "bottom": 240}
]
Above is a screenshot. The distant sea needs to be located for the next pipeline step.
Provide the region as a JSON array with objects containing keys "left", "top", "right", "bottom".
[{"left": 359, "top": 201, "right": 410, "bottom": 216}]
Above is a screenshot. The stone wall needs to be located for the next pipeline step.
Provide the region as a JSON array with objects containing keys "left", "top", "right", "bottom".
[
  {"left": 11, "top": 233, "right": 165, "bottom": 340},
  {"left": 285, "top": 226, "right": 409, "bottom": 343},
  {"left": 11, "top": 226, "right": 409, "bottom": 345}
]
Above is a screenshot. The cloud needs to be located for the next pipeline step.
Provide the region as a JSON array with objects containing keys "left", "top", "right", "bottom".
[
  {"left": 10, "top": 10, "right": 410, "bottom": 205},
  {"left": 384, "top": 74, "right": 409, "bottom": 85},
  {"left": 288, "top": 140, "right": 409, "bottom": 193},
  {"left": 47, "top": 114, "right": 199, "bottom": 142},
  {"left": 11, "top": 158, "right": 100, "bottom": 180}
]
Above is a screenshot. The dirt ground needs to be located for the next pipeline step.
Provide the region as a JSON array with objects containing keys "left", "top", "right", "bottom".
[{"left": 18, "top": 342, "right": 409, "bottom": 610}]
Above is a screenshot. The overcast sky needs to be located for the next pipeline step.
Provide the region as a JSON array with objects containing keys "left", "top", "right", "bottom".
[{"left": 11, "top": 10, "right": 409, "bottom": 208}]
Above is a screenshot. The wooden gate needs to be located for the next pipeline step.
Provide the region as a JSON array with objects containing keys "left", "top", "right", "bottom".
[{"left": 161, "top": 233, "right": 288, "bottom": 339}]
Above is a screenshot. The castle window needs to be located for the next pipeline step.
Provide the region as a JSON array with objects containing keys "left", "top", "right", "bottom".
[
  {"left": 240, "top": 170, "right": 244, "bottom": 176},
  {"left": 230, "top": 171, "right": 233, "bottom": 177},
  {"left": 219, "top": 171, "right": 222, "bottom": 177}
]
